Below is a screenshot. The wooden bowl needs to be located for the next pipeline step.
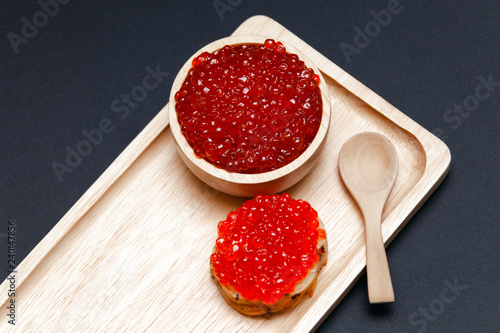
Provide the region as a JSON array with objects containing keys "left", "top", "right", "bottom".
[{"left": 168, "top": 35, "right": 331, "bottom": 197}]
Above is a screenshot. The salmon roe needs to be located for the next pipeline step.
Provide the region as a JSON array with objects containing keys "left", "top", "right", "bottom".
[
  {"left": 210, "top": 193, "right": 325, "bottom": 304},
  {"left": 175, "top": 39, "right": 323, "bottom": 174}
]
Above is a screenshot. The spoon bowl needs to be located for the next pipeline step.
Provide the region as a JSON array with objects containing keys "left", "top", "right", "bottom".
[
  {"left": 340, "top": 133, "right": 398, "bottom": 196},
  {"left": 339, "top": 132, "right": 398, "bottom": 303}
]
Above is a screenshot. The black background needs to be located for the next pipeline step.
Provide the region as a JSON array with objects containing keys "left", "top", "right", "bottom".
[{"left": 1, "top": 1, "right": 499, "bottom": 332}]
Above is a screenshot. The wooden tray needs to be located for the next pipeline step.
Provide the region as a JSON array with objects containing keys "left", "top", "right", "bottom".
[{"left": 0, "top": 16, "right": 450, "bottom": 332}]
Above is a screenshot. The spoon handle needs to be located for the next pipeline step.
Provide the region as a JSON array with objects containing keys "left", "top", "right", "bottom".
[{"left": 365, "top": 213, "right": 395, "bottom": 303}]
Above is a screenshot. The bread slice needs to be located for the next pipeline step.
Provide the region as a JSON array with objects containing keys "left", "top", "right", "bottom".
[{"left": 210, "top": 219, "right": 328, "bottom": 316}]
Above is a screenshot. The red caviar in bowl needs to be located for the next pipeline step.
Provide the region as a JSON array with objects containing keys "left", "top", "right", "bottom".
[
  {"left": 175, "top": 39, "right": 323, "bottom": 174},
  {"left": 210, "top": 193, "right": 326, "bottom": 304}
]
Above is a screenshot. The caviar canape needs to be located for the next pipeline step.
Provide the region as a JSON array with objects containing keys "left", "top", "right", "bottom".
[{"left": 210, "top": 193, "right": 328, "bottom": 315}]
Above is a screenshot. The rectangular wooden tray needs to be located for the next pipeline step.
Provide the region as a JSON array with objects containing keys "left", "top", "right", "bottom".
[{"left": 0, "top": 16, "right": 450, "bottom": 332}]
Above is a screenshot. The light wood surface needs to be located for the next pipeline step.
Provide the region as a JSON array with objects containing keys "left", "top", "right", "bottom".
[
  {"left": 0, "top": 16, "right": 450, "bottom": 332},
  {"left": 339, "top": 132, "right": 398, "bottom": 304},
  {"left": 168, "top": 35, "right": 331, "bottom": 197}
]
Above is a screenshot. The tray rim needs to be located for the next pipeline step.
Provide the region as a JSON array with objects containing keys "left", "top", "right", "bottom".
[{"left": 0, "top": 15, "right": 451, "bottom": 331}]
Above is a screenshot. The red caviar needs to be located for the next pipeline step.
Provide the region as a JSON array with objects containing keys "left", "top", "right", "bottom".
[
  {"left": 210, "top": 193, "right": 325, "bottom": 304},
  {"left": 175, "top": 39, "right": 323, "bottom": 174}
]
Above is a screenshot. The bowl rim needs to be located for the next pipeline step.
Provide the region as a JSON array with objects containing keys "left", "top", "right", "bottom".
[{"left": 168, "top": 34, "right": 331, "bottom": 185}]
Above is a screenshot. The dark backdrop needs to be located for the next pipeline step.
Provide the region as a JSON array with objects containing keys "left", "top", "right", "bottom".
[{"left": 1, "top": 1, "right": 499, "bottom": 332}]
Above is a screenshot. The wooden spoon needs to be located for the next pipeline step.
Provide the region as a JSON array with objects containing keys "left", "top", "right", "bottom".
[{"left": 339, "top": 132, "right": 398, "bottom": 303}]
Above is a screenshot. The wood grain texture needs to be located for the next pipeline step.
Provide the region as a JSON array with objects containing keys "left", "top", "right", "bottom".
[
  {"left": 168, "top": 35, "right": 331, "bottom": 197},
  {"left": 0, "top": 16, "right": 450, "bottom": 332}
]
